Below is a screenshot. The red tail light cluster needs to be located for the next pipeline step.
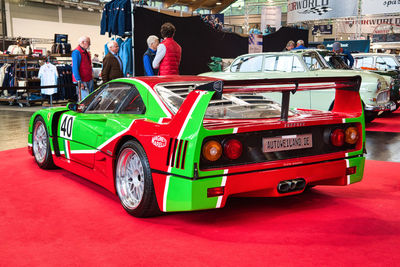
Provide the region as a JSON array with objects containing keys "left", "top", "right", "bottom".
[
  {"left": 202, "top": 139, "right": 243, "bottom": 161},
  {"left": 330, "top": 126, "right": 359, "bottom": 147}
]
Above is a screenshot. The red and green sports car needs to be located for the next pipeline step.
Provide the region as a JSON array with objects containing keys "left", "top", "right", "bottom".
[{"left": 28, "top": 75, "right": 365, "bottom": 217}]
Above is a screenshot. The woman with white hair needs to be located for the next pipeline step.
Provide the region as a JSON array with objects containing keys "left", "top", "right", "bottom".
[{"left": 143, "top": 35, "right": 159, "bottom": 76}]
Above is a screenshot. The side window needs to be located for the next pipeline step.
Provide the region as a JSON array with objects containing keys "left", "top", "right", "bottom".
[
  {"left": 376, "top": 56, "right": 397, "bottom": 70},
  {"left": 354, "top": 57, "right": 374, "bottom": 69},
  {"left": 120, "top": 87, "right": 146, "bottom": 114},
  {"left": 86, "top": 83, "right": 132, "bottom": 113},
  {"left": 263, "top": 56, "right": 304, "bottom": 72},
  {"left": 303, "top": 54, "right": 323, "bottom": 70},
  {"left": 230, "top": 55, "right": 263, "bottom": 72}
]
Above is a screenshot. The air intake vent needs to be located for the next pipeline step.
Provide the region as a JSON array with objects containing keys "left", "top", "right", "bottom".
[{"left": 166, "top": 138, "right": 188, "bottom": 169}]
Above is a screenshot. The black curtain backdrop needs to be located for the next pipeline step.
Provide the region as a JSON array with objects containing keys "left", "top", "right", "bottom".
[
  {"left": 263, "top": 27, "right": 309, "bottom": 52},
  {"left": 133, "top": 7, "right": 308, "bottom": 75}
]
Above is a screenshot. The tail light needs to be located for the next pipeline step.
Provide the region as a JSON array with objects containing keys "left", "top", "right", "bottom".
[
  {"left": 345, "top": 127, "right": 359, "bottom": 144},
  {"left": 202, "top": 140, "right": 222, "bottom": 161},
  {"left": 330, "top": 128, "right": 345, "bottom": 147},
  {"left": 224, "top": 139, "right": 243, "bottom": 160}
]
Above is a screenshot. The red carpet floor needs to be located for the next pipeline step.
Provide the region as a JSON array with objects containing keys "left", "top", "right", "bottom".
[
  {"left": 366, "top": 110, "right": 400, "bottom": 132},
  {"left": 1, "top": 148, "right": 400, "bottom": 266}
]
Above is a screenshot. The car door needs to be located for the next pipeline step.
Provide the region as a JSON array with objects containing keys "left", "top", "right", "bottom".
[{"left": 57, "top": 82, "right": 138, "bottom": 168}]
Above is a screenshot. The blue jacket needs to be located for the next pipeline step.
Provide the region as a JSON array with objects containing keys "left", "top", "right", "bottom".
[
  {"left": 293, "top": 45, "right": 307, "bottom": 50},
  {"left": 143, "top": 48, "right": 157, "bottom": 76},
  {"left": 341, "top": 49, "right": 354, "bottom": 68},
  {"left": 100, "top": 0, "right": 132, "bottom": 37},
  {"left": 118, "top": 37, "right": 132, "bottom": 76}
]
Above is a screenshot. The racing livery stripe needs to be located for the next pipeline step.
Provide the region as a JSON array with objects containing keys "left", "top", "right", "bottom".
[
  {"left": 216, "top": 169, "right": 228, "bottom": 208},
  {"left": 163, "top": 92, "right": 206, "bottom": 212},
  {"left": 64, "top": 139, "right": 70, "bottom": 159},
  {"left": 131, "top": 78, "right": 172, "bottom": 118},
  {"left": 177, "top": 91, "right": 207, "bottom": 140},
  {"left": 69, "top": 150, "right": 97, "bottom": 154},
  {"left": 97, "top": 120, "right": 136, "bottom": 150},
  {"left": 345, "top": 159, "right": 350, "bottom": 185}
]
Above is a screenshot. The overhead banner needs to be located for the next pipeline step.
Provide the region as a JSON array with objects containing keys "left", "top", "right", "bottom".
[
  {"left": 362, "top": 0, "right": 400, "bottom": 15},
  {"left": 287, "top": 0, "right": 358, "bottom": 24},
  {"left": 338, "top": 16, "right": 400, "bottom": 34},
  {"left": 261, "top": 6, "right": 282, "bottom": 33}
]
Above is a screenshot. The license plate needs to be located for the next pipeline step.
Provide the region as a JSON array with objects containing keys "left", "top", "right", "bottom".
[{"left": 262, "top": 134, "right": 312, "bottom": 153}]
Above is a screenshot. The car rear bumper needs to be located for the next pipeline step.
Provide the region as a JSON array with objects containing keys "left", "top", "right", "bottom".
[
  {"left": 156, "top": 156, "right": 365, "bottom": 212},
  {"left": 365, "top": 101, "right": 397, "bottom": 112}
]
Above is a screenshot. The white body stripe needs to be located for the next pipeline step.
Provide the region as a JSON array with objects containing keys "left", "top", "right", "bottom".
[
  {"left": 342, "top": 118, "right": 346, "bottom": 123},
  {"left": 97, "top": 120, "right": 136, "bottom": 150},
  {"left": 64, "top": 140, "right": 70, "bottom": 159},
  {"left": 216, "top": 169, "right": 229, "bottom": 208},
  {"left": 70, "top": 150, "right": 97, "bottom": 154},
  {"left": 163, "top": 172, "right": 171, "bottom": 212},
  {"left": 233, "top": 128, "right": 238, "bottom": 134},
  {"left": 131, "top": 78, "right": 172, "bottom": 118},
  {"left": 345, "top": 159, "right": 350, "bottom": 185},
  {"left": 177, "top": 91, "right": 206, "bottom": 139}
]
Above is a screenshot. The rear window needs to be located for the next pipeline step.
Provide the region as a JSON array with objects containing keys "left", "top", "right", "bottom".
[{"left": 155, "top": 82, "right": 294, "bottom": 119}]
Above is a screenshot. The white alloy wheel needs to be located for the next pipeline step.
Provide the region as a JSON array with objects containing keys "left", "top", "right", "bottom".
[{"left": 116, "top": 148, "right": 145, "bottom": 209}]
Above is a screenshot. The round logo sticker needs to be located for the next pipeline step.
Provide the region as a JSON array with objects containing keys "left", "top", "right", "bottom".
[{"left": 152, "top": 136, "right": 167, "bottom": 148}]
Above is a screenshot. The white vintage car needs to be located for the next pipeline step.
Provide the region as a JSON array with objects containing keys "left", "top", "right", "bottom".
[{"left": 200, "top": 50, "right": 393, "bottom": 122}]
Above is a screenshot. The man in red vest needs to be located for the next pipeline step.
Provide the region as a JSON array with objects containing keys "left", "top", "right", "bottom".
[
  {"left": 152, "top": 22, "right": 182, "bottom": 75},
  {"left": 72, "top": 36, "right": 93, "bottom": 100}
]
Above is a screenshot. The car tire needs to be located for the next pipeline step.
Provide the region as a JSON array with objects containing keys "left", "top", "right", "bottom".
[
  {"left": 32, "top": 116, "right": 56, "bottom": 169},
  {"left": 115, "top": 140, "right": 160, "bottom": 217}
]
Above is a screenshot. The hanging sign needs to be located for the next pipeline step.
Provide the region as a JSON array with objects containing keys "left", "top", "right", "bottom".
[
  {"left": 249, "top": 34, "right": 263, "bottom": 54},
  {"left": 287, "top": 0, "right": 358, "bottom": 24},
  {"left": 311, "top": 25, "right": 333, "bottom": 35},
  {"left": 362, "top": 0, "right": 400, "bottom": 16},
  {"left": 261, "top": 6, "right": 282, "bottom": 33}
]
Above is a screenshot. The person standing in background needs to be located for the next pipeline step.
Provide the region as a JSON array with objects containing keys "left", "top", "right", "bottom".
[
  {"left": 143, "top": 35, "right": 159, "bottom": 76},
  {"left": 283, "top": 40, "right": 295, "bottom": 51},
  {"left": 292, "top": 40, "right": 307, "bottom": 50},
  {"left": 332, "top": 42, "right": 354, "bottom": 68},
  {"left": 92, "top": 54, "right": 100, "bottom": 63},
  {"left": 72, "top": 36, "right": 93, "bottom": 100},
  {"left": 101, "top": 41, "right": 123, "bottom": 83},
  {"left": 152, "top": 22, "right": 182, "bottom": 75}
]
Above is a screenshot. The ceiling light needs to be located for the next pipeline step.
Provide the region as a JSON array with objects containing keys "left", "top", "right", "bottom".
[{"left": 216, "top": 2, "right": 221, "bottom": 5}]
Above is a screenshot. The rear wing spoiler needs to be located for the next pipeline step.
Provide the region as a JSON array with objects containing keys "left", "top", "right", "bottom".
[{"left": 194, "top": 76, "right": 362, "bottom": 121}]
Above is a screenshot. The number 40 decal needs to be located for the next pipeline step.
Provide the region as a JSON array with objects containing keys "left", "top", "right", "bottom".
[{"left": 60, "top": 114, "right": 75, "bottom": 140}]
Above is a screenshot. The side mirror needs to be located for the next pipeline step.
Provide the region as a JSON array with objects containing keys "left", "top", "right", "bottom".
[
  {"left": 67, "top": 102, "right": 85, "bottom": 112},
  {"left": 67, "top": 102, "right": 77, "bottom": 111}
]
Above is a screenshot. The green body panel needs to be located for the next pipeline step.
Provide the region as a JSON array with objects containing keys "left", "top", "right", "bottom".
[
  {"left": 165, "top": 176, "right": 225, "bottom": 211},
  {"left": 165, "top": 91, "right": 235, "bottom": 211},
  {"left": 348, "top": 156, "right": 365, "bottom": 184}
]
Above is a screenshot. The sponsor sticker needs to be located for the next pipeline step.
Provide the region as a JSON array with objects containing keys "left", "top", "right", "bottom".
[{"left": 152, "top": 136, "right": 167, "bottom": 148}]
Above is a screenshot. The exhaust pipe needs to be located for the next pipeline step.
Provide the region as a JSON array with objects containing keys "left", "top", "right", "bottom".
[
  {"left": 277, "top": 181, "right": 290, "bottom": 193},
  {"left": 277, "top": 178, "right": 306, "bottom": 193}
]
